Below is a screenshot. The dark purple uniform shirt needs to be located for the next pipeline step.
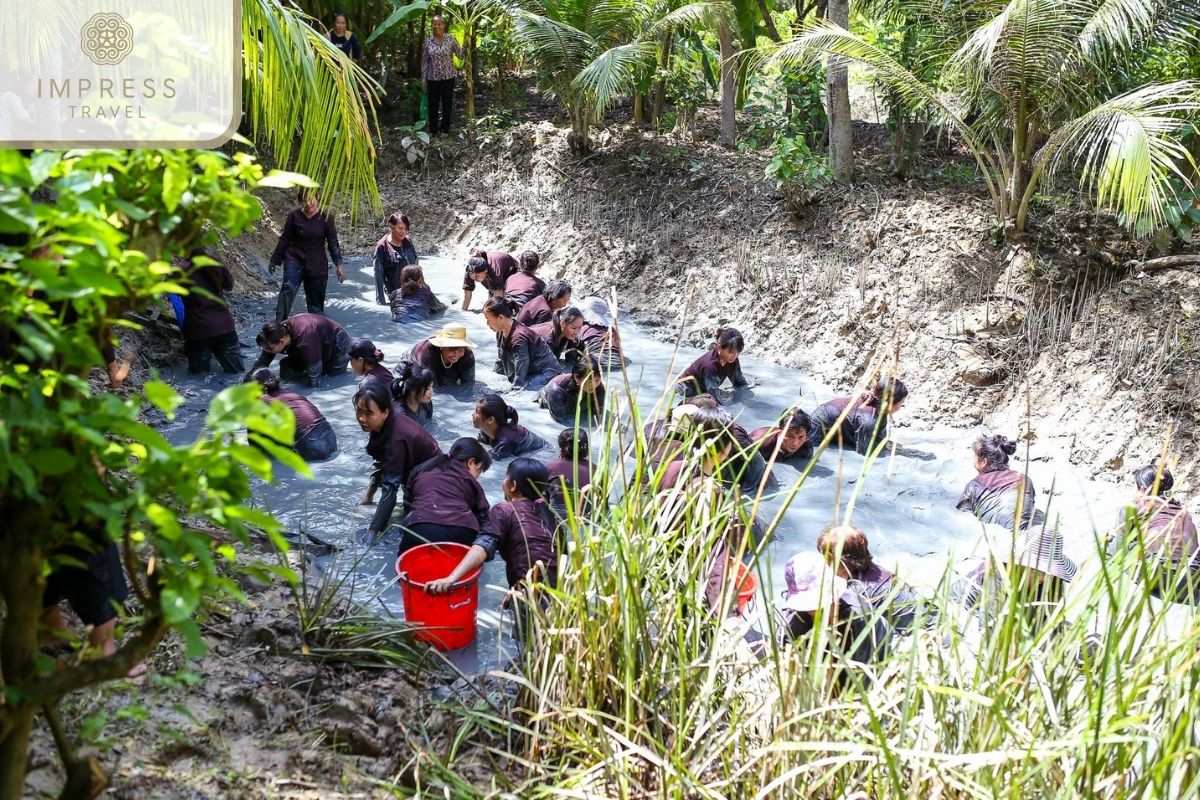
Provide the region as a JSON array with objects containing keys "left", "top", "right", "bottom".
[
  {"left": 462, "top": 250, "right": 517, "bottom": 293},
  {"left": 181, "top": 262, "right": 236, "bottom": 341},
  {"left": 365, "top": 407, "right": 442, "bottom": 533},
  {"left": 479, "top": 423, "right": 547, "bottom": 460},
  {"left": 408, "top": 339, "right": 476, "bottom": 387},
  {"left": 677, "top": 348, "right": 748, "bottom": 398},
  {"left": 516, "top": 294, "right": 553, "bottom": 326},
  {"left": 473, "top": 499, "right": 558, "bottom": 589},
  {"left": 504, "top": 272, "right": 546, "bottom": 309},
  {"left": 405, "top": 461, "right": 490, "bottom": 531},
  {"left": 498, "top": 322, "right": 561, "bottom": 388},
  {"left": 269, "top": 209, "right": 342, "bottom": 276},
  {"left": 956, "top": 469, "right": 1036, "bottom": 530}
]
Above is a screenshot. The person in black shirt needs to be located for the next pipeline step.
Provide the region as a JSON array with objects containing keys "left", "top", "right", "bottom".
[
  {"left": 329, "top": 13, "right": 362, "bottom": 62},
  {"left": 269, "top": 190, "right": 344, "bottom": 321}
]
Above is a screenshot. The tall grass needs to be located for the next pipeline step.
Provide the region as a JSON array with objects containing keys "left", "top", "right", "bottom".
[{"left": 380, "top": 359, "right": 1200, "bottom": 799}]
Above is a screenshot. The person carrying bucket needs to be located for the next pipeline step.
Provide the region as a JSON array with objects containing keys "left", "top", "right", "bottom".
[{"left": 426, "top": 458, "right": 559, "bottom": 630}]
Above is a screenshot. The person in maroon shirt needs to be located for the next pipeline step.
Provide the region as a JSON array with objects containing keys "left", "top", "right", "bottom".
[
  {"left": 516, "top": 279, "right": 572, "bottom": 326},
  {"left": 406, "top": 323, "right": 477, "bottom": 387},
  {"left": 657, "top": 405, "right": 737, "bottom": 491},
  {"left": 461, "top": 249, "right": 516, "bottom": 310},
  {"left": 956, "top": 434, "right": 1038, "bottom": 531},
  {"left": 483, "top": 297, "right": 561, "bottom": 390},
  {"left": 269, "top": 190, "right": 344, "bottom": 321},
  {"left": 178, "top": 249, "right": 244, "bottom": 374},
  {"left": 503, "top": 251, "right": 545, "bottom": 310},
  {"left": 530, "top": 306, "right": 585, "bottom": 364},
  {"left": 536, "top": 355, "right": 605, "bottom": 426},
  {"left": 249, "top": 368, "right": 338, "bottom": 461},
  {"left": 391, "top": 264, "right": 447, "bottom": 323},
  {"left": 354, "top": 379, "right": 443, "bottom": 545},
  {"left": 393, "top": 362, "right": 435, "bottom": 426},
  {"left": 808, "top": 378, "right": 908, "bottom": 456},
  {"left": 373, "top": 211, "right": 419, "bottom": 305},
  {"left": 1108, "top": 465, "right": 1200, "bottom": 603},
  {"left": 348, "top": 338, "right": 393, "bottom": 384},
  {"left": 677, "top": 328, "right": 750, "bottom": 401},
  {"left": 750, "top": 408, "right": 815, "bottom": 464},
  {"left": 427, "top": 457, "right": 560, "bottom": 596},
  {"left": 473, "top": 393, "right": 547, "bottom": 459},
  {"left": 400, "top": 438, "right": 492, "bottom": 554},
  {"left": 576, "top": 296, "right": 625, "bottom": 369},
  {"left": 547, "top": 427, "right": 594, "bottom": 519},
  {"left": 251, "top": 314, "right": 350, "bottom": 388}
]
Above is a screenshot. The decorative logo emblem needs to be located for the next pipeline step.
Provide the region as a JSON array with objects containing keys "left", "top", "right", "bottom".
[{"left": 80, "top": 12, "right": 134, "bottom": 66}]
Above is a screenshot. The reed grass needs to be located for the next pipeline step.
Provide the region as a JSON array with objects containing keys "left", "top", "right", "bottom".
[{"left": 380, "top": 351, "right": 1200, "bottom": 799}]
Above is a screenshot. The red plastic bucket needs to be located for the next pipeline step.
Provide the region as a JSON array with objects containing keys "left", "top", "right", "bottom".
[
  {"left": 395, "top": 542, "right": 483, "bottom": 651},
  {"left": 735, "top": 563, "right": 758, "bottom": 616}
]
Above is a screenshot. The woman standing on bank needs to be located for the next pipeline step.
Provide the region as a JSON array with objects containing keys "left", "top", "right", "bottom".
[
  {"left": 268, "top": 190, "right": 344, "bottom": 321},
  {"left": 421, "top": 14, "right": 462, "bottom": 136}
]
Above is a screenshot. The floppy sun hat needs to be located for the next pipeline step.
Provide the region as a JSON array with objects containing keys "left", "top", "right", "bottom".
[
  {"left": 428, "top": 323, "right": 477, "bottom": 349},
  {"left": 994, "top": 526, "right": 1077, "bottom": 581},
  {"left": 577, "top": 296, "right": 614, "bottom": 327},
  {"left": 779, "top": 551, "right": 848, "bottom": 613}
]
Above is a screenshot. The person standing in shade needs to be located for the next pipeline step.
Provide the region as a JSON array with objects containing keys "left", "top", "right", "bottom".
[
  {"left": 178, "top": 248, "right": 244, "bottom": 375},
  {"left": 269, "top": 190, "right": 344, "bottom": 321},
  {"left": 329, "top": 12, "right": 362, "bottom": 62},
  {"left": 421, "top": 14, "right": 462, "bottom": 136},
  {"left": 373, "top": 212, "right": 418, "bottom": 305}
]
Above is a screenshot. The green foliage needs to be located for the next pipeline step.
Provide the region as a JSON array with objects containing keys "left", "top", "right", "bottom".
[
  {"left": 765, "top": 132, "right": 835, "bottom": 206},
  {"left": 396, "top": 119, "right": 433, "bottom": 165},
  {"left": 0, "top": 148, "right": 305, "bottom": 794},
  {"left": 740, "top": 69, "right": 827, "bottom": 151}
]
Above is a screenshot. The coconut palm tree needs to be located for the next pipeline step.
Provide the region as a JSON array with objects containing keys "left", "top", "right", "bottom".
[
  {"left": 244, "top": 0, "right": 383, "bottom": 215},
  {"left": 508, "top": 0, "right": 733, "bottom": 154},
  {"left": 766, "top": 0, "right": 1200, "bottom": 235}
]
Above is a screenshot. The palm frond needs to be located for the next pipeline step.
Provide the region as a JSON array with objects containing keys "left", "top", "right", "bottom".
[
  {"left": 574, "top": 40, "right": 660, "bottom": 114},
  {"left": 647, "top": 0, "right": 734, "bottom": 34},
  {"left": 1076, "top": 0, "right": 1182, "bottom": 62},
  {"left": 242, "top": 0, "right": 381, "bottom": 219},
  {"left": 1032, "top": 80, "right": 1200, "bottom": 233}
]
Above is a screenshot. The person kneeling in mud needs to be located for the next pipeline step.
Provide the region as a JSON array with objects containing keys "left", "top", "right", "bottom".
[
  {"left": 399, "top": 438, "right": 492, "bottom": 555},
  {"left": 817, "top": 524, "right": 927, "bottom": 635},
  {"left": 426, "top": 458, "right": 559, "bottom": 636},
  {"left": 751, "top": 407, "right": 814, "bottom": 465},
  {"left": 677, "top": 327, "right": 751, "bottom": 402},
  {"left": 249, "top": 368, "right": 338, "bottom": 462},
  {"left": 1106, "top": 464, "right": 1200, "bottom": 604},
  {"left": 251, "top": 314, "right": 350, "bottom": 388},
  {"left": 650, "top": 395, "right": 775, "bottom": 494},
  {"left": 808, "top": 378, "right": 909, "bottom": 457},
  {"left": 777, "top": 551, "right": 888, "bottom": 672}
]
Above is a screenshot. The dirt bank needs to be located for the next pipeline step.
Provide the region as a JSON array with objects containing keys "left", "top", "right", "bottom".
[{"left": 329, "top": 113, "right": 1199, "bottom": 487}]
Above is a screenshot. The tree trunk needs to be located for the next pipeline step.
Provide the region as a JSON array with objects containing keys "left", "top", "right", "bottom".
[
  {"left": 633, "top": 93, "right": 644, "bottom": 126},
  {"left": 464, "top": 23, "right": 476, "bottom": 121},
  {"left": 757, "top": 0, "right": 782, "bottom": 41},
  {"left": 718, "top": 20, "right": 736, "bottom": 148},
  {"left": 824, "top": 0, "right": 853, "bottom": 181},
  {"left": 650, "top": 31, "right": 672, "bottom": 130},
  {"left": 891, "top": 111, "right": 922, "bottom": 179},
  {"left": 0, "top": 538, "right": 46, "bottom": 800}
]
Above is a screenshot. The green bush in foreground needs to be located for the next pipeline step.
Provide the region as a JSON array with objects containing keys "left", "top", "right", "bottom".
[{"left": 0, "top": 149, "right": 306, "bottom": 799}]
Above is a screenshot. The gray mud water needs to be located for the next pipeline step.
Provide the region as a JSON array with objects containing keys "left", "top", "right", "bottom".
[{"left": 157, "top": 254, "right": 1155, "bottom": 672}]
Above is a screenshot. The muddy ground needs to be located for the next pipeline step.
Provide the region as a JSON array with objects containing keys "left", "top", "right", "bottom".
[{"left": 34, "top": 103, "right": 1198, "bottom": 798}]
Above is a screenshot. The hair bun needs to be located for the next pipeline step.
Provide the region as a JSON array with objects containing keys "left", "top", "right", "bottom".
[{"left": 996, "top": 436, "right": 1017, "bottom": 455}]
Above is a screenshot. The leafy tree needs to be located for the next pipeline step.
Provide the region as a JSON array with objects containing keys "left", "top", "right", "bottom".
[
  {"left": 768, "top": 0, "right": 1200, "bottom": 235},
  {"left": 0, "top": 149, "right": 306, "bottom": 799}
]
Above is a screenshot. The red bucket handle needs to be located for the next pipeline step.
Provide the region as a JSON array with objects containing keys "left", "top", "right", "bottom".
[{"left": 394, "top": 556, "right": 480, "bottom": 592}]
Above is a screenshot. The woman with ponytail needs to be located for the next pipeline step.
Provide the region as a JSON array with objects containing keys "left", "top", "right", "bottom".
[
  {"left": 473, "top": 393, "right": 547, "bottom": 459},
  {"left": 529, "top": 306, "right": 585, "bottom": 363},
  {"left": 536, "top": 354, "right": 605, "bottom": 426},
  {"left": 808, "top": 378, "right": 909, "bottom": 456},
  {"left": 956, "top": 434, "right": 1038, "bottom": 530},
  {"left": 677, "top": 327, "right": 750, "bottom": 400},
  {"left": 427, "top": 457, "right": 559, "bottom": 595},
  {"left": 392, "top": 363, "right": 435, "bottom": 426},
  {"left": 390, "top": 264, "right": 447, "bottom": 323},
  {"left": 503, "top": 251, "right": 546, "bottom": 309},
  {"left": 482, "top": 297, "right": 561, "bottom": 390},
  {"left": 399, "top": 438, "right": 492, "bottom": 554},
  {"left": 517, "top": 279, "right": 572, "bottom": 325},
  {"left": 348, "top": 338, "right": 393, "bottom": 384}
]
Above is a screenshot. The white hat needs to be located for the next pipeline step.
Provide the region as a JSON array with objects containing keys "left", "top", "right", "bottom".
[
  {"left": 427, "top": 322, "right": 477, "bottom": 349},
  {"left": 577, "top": 296, "right": 614, "bottom": 327},
  {"left": 994, "top": 527, "right": 1077, "bottom": 581},
  {"left": 778, "top": 551, "right": 848, "bottom": 613}
]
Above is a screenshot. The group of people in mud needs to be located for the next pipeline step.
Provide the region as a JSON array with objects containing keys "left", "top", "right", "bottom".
[
  {"left": 42, "top": 188, "right": 1198, "bottom": 677},
  {"left": 225, "top": 191, "right": 1199, "bottom": 662}
]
